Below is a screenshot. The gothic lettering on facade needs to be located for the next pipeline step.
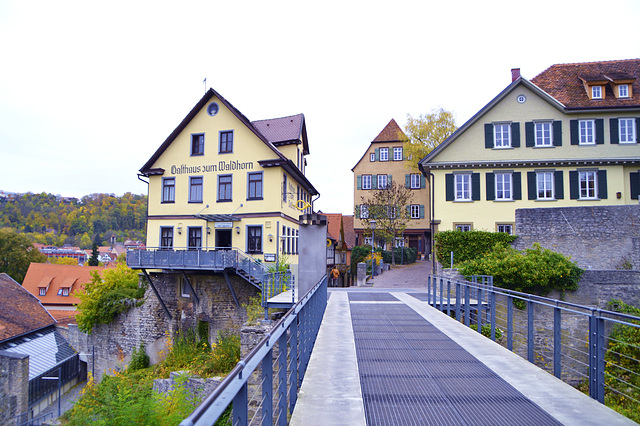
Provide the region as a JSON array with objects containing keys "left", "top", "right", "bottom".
[{"left": 170, "top": 161, "right": 254, "bottom": 175}]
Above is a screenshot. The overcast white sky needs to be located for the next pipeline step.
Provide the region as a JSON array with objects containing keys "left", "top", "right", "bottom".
[{"left": 1, "top": 1, "right": 639, "bottom": 214}]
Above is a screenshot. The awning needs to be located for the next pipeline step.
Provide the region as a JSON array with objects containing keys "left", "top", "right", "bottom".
[{"left": 198, "top": 214, "right": 241, "bottom": 222}]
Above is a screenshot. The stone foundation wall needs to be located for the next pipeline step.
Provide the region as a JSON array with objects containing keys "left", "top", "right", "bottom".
[
  {"left": 0, "top": 351, "right": 29, "bottom": 426},
  {"left": 67, "top": 271, "right": 259, "bottom": 381}
]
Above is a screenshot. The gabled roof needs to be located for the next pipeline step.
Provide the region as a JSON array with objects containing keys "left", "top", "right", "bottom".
[
  {"left": 342, "top": 215, "right": 356, "bottom": 249},
  {"left": 325, "top": 213, "right": 343, "bottom": 242},
  {"left": 419, "top": 77, "right": 564, "bottom": 170},
  {"left": 140, "top": 88, "right": 288, "bottom": 175},
  {"left": 372, "top": 119, "right": 408, "bottom": 143},
  {"left": 22, "top": 263, "right": 104, "bottom": 307},
  {"left": 324, "top": 213, "right": 356, "bottom": 250},
  {"left": 531, "top": 59, "right": 640, "bottom": 109},
  {"left": 252, "top": 114, "right": 309, "bottom": 155},
  {"left": 0, "top": 273, "right": 55, "bottom": 342}
]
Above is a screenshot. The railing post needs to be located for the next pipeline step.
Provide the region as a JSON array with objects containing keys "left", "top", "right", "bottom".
[
  {"left": 446, "top": 280, "right": 451, "bottom": 316},
  {"left": 554, "top": 306, "right": 562, "bottom": 379},
  {"left": 507, "top": 296, "right": 513, "bottom": 351},
  {"left": 490, "top": 291, "right": 496, "bottom": 341},
  {"left": 589, "top": 313, "right": 606, "bottom": 403},
  {"left": 427, "top": 275, "right": 431, "bottom": 305},
  {"left": 432, "top": 276, "right": 437, "bottom": 308},
  {"left": 464, "top": 284, "right": 470, "bottom": 327},
  {"left": 527, "top": 299, "right": 534, "bottom": 363},
  {"left": 262, "top": 348, "right": 273, "bottom": 426},
  {"left": 455, "top": 281, "right": 461, "bottom": 321},
  {"left": 233, "top": 382, "right": 248, "bottom": 426},
  {"left": 289, "top": 315, "right": 298, "bottom": 414},
  {"left": 477, "top": 287, "right": 483, "bottom": 334},
  {"left": 277, "top": 332, "right": 287, "bottom": 426},
  {"left": 439, "top": 278, "right": 444, "bottom": 312}
]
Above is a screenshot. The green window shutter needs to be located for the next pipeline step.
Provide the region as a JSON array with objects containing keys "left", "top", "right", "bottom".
[
  {"left": 471, "top": 173, "right": 481, "bottom": 201},
  {"left": 388, "top": 174, "right": 392, "bottom": 185},
  {"left": 553, "top": 121, "right": 562, "bottom": 146},
  {"left": 421, "top": 175, "right": 426, "bottom": 189},
  {"left": 525, "top": 122, "right": 535, "bottom": 147},
  {"left": 405, "top": 174, "right": 410, "bottom": 188},
  {"left": 484, "top": 123, "right": 493, "bottom": 148},
  {"left": 569, "top": 171, "right": 579, "bottom": 199},
  {"left": 595, "top": 119, "right": 604, "bottom": 144},
  {"left": 355, "top": 205, "right": 360, "bottom": 219},
  {"left": 527, "top": 171, "right": 537, "bottom": 200},
  {"left": 610, "top": 118, "right": 619, "bottom": 144},
  {"left": 445, "top": 174, "right": 454, "bottom": 201},
  {"left": 570, "top": 120, "right": 579, "bottom": 145},
  {"left": 406, "top": 205, "right": 411, "bottom": 216},
  {"left": 375, "top": 148, "right": 379, "bottom": 161},
  {"left": 630, "top": 172, "right": 640, "bottom": 200},
  {"left": 513, "top": 172, "right": 522, "bottom": 200},
  {"left": 486, "top": 172, "right": 495, "bottom": 201},
  {"left": 357, "top": 175, "right": 362, "bottom": 190},
  {"left": 597, "top": 169, "right": 608, "bottom": 199},
  {"left": 511, "top": 122, "right": 520, "bottom": 147},
  {"left": 419, "top": 205, "right": 425, "bottom": 219},
  {"left": 554, "top": 170, "right": 564, "bottom": 200},
  {"left": 372, "top": 175, "right": 377, "bottom": 189}
]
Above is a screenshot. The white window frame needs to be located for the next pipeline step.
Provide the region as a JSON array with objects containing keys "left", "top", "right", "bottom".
[
  {"left": 495, "top": 173, "right": 512, "bottom": 201},
  {"left": 180, "top": 280, "right": 190, "bottom": 298},
  {"left": 494, "top": 123, "right": 511, "bottom": 148},
  {"left": 536, "top": 171, "right": 554, "bottom": 200},
  {"left": 535, "top": 122, "right": 552, "bottom": 147},
  {"left": 364, "top": 237, "right": 373, "bottom": 246},
  {"left": 362, "top": 175, "right": 372, "bottom": 190},
  {"left": 455, "top": 174, "right": 471, "bottom": 201},
  {"left": 360, "top": 205, "right": 369, "bottom": 219},
  {"left": 370, "top": 153, "right": 375, "bottom": 162},
  {"left": 39, "top": 288, "right": 46, "bottom": 296},
  {"left": 379, "top": 148, "right": 389, "bottom": 161},
  {"left": 377, "top": 174, "right": 388, "bottom": 189},
  {"left": 387, "top": 206, "right": 396, "bottom": 219},
  {"left": 619, "top": 118, "right": 636, "bottom": 144},
  {"left": 393, "top": 147, "right": 403, "bottom": 161},
  {"left": 395, "top": 238, "right": 405, "bottom": 247},
  {"left": 497, "top": 224, "right": 513, "bottom": 234},
  {"left": 579, "top": 170, "right": 597, "bottom": 199},
  {"left": 579, "top": 120, "right": 595, "bottom": 145},
  {"left": 592, "top": 85, "right": 603, "bottom": 99},
  {"left": 456, "top": 224, "right": 471, "bottom": 232},
  {"left": 619, "top": 84, "right": 629, "bottom": 98},
  {"left": 410, "top": 204, "right": 420, "bottom": 219},
  {"left": 410, "top": 174, "right": 421, "bottom": 189}
]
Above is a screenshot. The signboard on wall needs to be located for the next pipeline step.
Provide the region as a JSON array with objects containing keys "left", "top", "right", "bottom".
[{"left": 264, "top": 253, "right": 276, "bottom": 262}]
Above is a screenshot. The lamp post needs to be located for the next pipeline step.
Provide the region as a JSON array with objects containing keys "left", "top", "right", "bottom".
[{"left": 370, "top": 219, "right": 377, "bottom": 278}]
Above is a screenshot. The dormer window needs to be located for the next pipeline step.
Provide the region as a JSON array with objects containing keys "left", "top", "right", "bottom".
[
  {"left": 592, "top": 85, "right": 603, "bottom": 99},
  {"left": 39, "top": 287, "right": 46, "bottom": 296},
  {"left": 619, "top": 84, "right": 629, "bottom": 98}
]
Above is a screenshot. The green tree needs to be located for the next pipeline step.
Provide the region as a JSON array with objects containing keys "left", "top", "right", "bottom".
[
  {"left": 75, "top": 262, "right": 146, "bottom": 334},
  {"left": 88, "top": 243, "right": 99, "bottom": 266},
  {"left": 0, "top": 227, "right": 47, "bottom": 283},
  {"left": 358, "top": 181, "right": 413, "bottom": 265},
  {"left": 403, "top": 108, "right": 458, "bottom": 170}
]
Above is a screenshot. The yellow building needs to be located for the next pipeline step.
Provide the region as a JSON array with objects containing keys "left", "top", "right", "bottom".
[
  {"left": 419, "top": 60, "right": 640, "bottom": 234},
  {"left": 352, "top": 119, "right": 431, "bottom": 254},
  {"left": 137, "top": 87, "right": 318, "bottom": 268}
]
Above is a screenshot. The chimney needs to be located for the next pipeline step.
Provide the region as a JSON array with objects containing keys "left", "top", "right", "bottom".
[{"left": 511, "top": 68, "right": 521, "bottom": 82}]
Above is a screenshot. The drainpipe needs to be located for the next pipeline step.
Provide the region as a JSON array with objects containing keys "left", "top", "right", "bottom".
[{"left": 429, "top": 171, "right": 436, "bottom": 272}]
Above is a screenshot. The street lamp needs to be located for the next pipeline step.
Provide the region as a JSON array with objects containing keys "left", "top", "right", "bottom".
[{"left": 370, "top": 219, "right": 377, "bottom": 278}]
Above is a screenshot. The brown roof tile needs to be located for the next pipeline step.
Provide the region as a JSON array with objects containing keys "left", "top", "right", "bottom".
[
  {"left": 0, "top": 273, "right": 55, "bottom": 342},
  {"left": 21, "top": 263, "right": 105, "bottom": 307},
  {"left": 325, "top": 213, "right": 343, "bottom": 241},
  {"left": 342, "top": 215, "right": 356, "bottom": 249},
  {"left": 372, "top": 119, "right": 408, "bottom": 143},
  {"left": 531, "top": 59, "right": 640, "bottom": 109}
]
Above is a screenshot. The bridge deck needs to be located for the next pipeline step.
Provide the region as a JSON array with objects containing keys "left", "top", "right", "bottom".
[{"left": 290, "top": 288, "right": 634, "bottom": 426}]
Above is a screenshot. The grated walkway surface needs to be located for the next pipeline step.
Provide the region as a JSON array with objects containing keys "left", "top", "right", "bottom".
[{"left": 349, "top": 292, "right": 562, "bottom": 425}]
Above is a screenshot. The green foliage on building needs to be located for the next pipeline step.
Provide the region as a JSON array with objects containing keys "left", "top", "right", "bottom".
[{"left": 434, "top": 229, "right": 517, "bottom": 266}]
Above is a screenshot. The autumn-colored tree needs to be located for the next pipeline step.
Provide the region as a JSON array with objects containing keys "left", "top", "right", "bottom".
[
  {"left": 359, "top": 181, "right": 413, "bottom": 265},
  {"left": 0, "top": 227, "right": 47, "bottom": 283},
  {"left": 50, "top": 257, "right": 78, "bottom": 265},
  {"left": 403, "top": 108, "right": 458, "bottom": 170}
]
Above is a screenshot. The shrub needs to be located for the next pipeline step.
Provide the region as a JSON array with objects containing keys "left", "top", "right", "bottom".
[
  {"left": 458, "top": 243, "right": 582, "bottom": 295},
  {"left": 381, "top": 247, "right": 418, "bottom": 265},
  {"left": 434, "top": 230, "right": 516, "bottom": 266},
  {"left": 75, "top": 262, "right": 146, "bottom": 334},
  {"left": 350, "top": 245, "right": 372, "bottom": 276},
  {"left": 128, "top": 342, "right": 150, "bottom": 371}
]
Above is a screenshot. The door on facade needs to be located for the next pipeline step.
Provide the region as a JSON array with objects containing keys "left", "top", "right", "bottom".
[{"left": 215, "top": 229, "right": 232, "bottom": 249}]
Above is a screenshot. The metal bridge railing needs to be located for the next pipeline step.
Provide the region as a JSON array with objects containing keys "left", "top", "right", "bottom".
[
  {"left": 427, "top": 274, "right": 640, "bottom": 410},
  {"left": 180, "top": 274, "right": 328, "bottom": 426}
]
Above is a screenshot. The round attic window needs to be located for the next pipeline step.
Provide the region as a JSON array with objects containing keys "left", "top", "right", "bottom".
[
  {"left": 516, "top": 94, "right": 527, "bottom": 104},
  {"left": 207, "top": 102, "right": 219, "bottom": 116}
]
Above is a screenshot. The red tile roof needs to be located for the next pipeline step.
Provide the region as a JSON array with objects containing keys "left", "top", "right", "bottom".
[
  {"left": 22, "top": 263, "right": 105, "bottom": 307},
  {"left": 325, "top": 213, "right": 343, "bottom": 241},
  {"left": 531, "top": 59, "right": 640, "bottom": 109},
  {"left": 372, "top": 119, "right": 408, "bottom": 143},
  {"left": 342, "top": 215, "right": 356, "bottom": 249},
  {"left": 0, "top": 273, "right": 55, "bottom": 342}
]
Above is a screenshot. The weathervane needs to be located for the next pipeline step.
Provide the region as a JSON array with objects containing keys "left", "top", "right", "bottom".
[{"left": 203, "top": 78, "right": 207, "bottom": 94}]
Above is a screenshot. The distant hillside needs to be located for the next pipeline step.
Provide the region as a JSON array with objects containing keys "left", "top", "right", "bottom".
[{"left": 0, "top": 192, "right": 147, "bottom": 248}]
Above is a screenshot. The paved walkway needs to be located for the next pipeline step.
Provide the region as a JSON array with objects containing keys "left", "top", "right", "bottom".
[{"left": 291, "top": 262, "right": 634, "bottom": 426}]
